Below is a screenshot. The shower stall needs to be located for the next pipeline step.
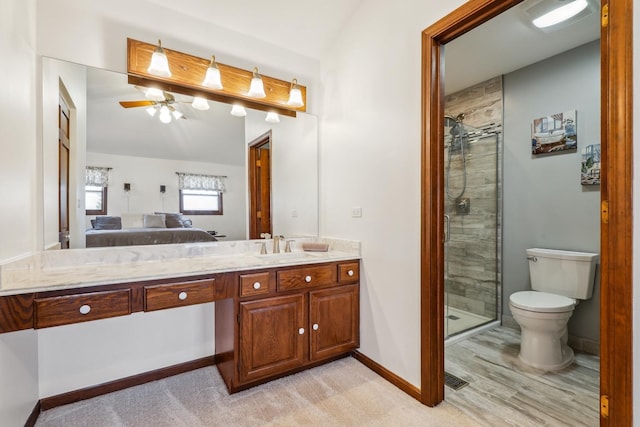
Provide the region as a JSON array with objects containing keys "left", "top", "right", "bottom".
[{"left": 444, "top": 114, "right": 501, "bottom": 339}]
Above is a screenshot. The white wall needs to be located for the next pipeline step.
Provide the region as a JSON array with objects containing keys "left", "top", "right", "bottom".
[
  {"left": 0, "top": 1, "right": 40, "bottom": 424},
  {"left": 319, "top": 0, "right": 466, "bottom": 387},
  {"left": 86, "top": 153, "right": 247, "bottom": 240},
  {"left": 502, "top": 41, "right": 601, "bottom": 342}
]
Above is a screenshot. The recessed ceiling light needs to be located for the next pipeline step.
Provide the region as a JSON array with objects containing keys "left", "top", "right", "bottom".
[{"left": 532, "top": 0, "right": 589, "bottom": 28}]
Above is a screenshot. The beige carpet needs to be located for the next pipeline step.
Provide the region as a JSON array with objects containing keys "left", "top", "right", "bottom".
[{"left": 36, "top": 357, "right": 479, "bottom": 426}]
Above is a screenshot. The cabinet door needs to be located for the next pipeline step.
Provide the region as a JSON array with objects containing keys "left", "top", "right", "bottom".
[
  {"left": 309, "top": 285, "right": 359, "bottom": 361},
  {"left": 239, "top": 294, "right": 306, "bottom": 383}
]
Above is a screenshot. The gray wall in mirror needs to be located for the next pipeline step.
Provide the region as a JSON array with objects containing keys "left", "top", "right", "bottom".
[{"left": 42, "top": 57, "right": 318, "bottom": 249}]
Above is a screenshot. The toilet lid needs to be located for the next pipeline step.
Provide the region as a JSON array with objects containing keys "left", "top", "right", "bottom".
[{"left": 509, "top": 291, "right": 575, "bottom": 313}]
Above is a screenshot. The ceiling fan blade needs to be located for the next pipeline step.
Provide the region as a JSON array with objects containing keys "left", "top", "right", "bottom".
[{"left": 119, "top": 100, "right": 155, "bottom": 108}]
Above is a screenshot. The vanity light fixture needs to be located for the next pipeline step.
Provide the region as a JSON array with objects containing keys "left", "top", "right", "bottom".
[
  {"left": 159, "top": 105, "right": 172, "bottom": 123},
  {"left": 287, "top": 79, "right": 304, "bottom": 107},
  {"left": 230, "top": 105, "right": 247, "bottom": 117},
  {"left": 147, "top": 40, "right": 171, "bottom": 78},
  {"left": 248, "top": 67, "right": 267, "bottom": 98},
  {"left": 202, "top": 55, "right": 223, "bottom": 89},
  {"left": 192, "top": 96, "right": 210, "bottom": 110},
  {"left": 532, "top": 0, "right": 589, "bottom": 28},
  {"left": 265, "top": 112, "right": 280, "bottom": 123}
]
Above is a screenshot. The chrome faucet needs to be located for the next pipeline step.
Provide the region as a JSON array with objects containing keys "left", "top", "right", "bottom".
[{"left": 273, "top": 235, "right": 284, "bottom": 253}]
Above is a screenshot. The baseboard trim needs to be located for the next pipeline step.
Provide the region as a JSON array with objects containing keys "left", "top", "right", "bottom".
[
  {"left": 24, "top": 400, "right": 41, "bottom": 427},
  {"left": 40, "top": 355, "right": 217, "bottom": 411},
  {"left": 352, "top": 351, "right": 421, "bottom": 401}
]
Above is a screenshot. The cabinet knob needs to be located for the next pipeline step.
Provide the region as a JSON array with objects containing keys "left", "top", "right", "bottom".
[
  {"left": 178, "top": 291, "right": 188, "bottom": 301},
  {"left": 79, "top": 304, "right": 91, "bottom": 315},
  {"left": 312, "top": 323, "right": 319, "bottom": 331},
  {"left": 298, "top": 328, "right": 305, "bottom": 335},
  {"left": 305, "top": 275, "right": 312, "bottom": 283},
  {"left": 347, "top": 270, "right": 354, "bottom": 277},
  {"left": 253, "top": 282, "right": 261, "bottom": 290}
]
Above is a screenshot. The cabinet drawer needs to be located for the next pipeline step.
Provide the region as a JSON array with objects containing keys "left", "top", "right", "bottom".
[
  {"left": 144, "top": 279, "right": 215, "bottom": 311},
  {"left": 35, "top": 289, "right": 131, "bottom": 328},
  {"left": 277, "top": 264, "right": 337, "bottom": 291},
  {"left": 240, "top": 272, "right": 271, "bottom": 297},
  {"left": 338, "top": 262, "right": 360, "bottom": 283}
]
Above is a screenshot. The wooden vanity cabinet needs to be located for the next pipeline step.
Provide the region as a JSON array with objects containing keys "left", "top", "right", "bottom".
[{"left": 217, "top": 260, "right": 360, "bottom": 393}]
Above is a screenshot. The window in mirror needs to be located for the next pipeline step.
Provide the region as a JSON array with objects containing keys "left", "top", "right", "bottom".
[
  {"left": 85, "top": 186, "right": 108, "bottom": 215},
  {"left": 179, "top": 189, "right": 223, "bottom": 215}
]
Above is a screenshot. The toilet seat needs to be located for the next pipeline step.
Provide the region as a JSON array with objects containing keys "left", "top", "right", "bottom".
[{"left": 509, "top": 291, "right": 575, "bottom": 313}]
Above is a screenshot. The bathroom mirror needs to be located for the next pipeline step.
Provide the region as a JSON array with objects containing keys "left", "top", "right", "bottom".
[{"left": 41, "top": 57, "right": 318, "bottom": 249}]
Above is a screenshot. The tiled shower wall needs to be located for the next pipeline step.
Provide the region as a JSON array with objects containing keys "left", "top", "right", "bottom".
[{"left": 444, "top": 76, "right": 503, "bottom": 320}]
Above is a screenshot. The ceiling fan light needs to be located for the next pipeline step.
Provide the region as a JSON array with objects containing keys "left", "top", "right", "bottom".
[
  {"left": 532, "top": 0, "right": 588, "bottom": 28},
  {"left": 202, "top": 55, "right": 223, "bottom": 89},
  {"left": 147, "top": 40, "right": 171, "bottom": 78},
  {"left": 248, "top": 67, "right": 266, "bottom": 98},
  {"left": 146, "top": 107, "right": 157, "bottom": 117},
  {"left": 287, "top": 79, "right": 304, "bottom": 107},
  {"left": 159, "top": 105, "right": 172, "bottom": 124},
  {"left": 144, "top": 87, "right": 165, "bottom": 101},
  {"left": 192, "top": 96, "right": 210, "bottom": 111},
  {"left": 171, "top": 109, "right": 184, "bottom": 120},
  {"left": 265, "top": 112, "right": 280, "bottom": 123},
  {"left": 230, "top": 105, "right": 247, "bottom": 117}
]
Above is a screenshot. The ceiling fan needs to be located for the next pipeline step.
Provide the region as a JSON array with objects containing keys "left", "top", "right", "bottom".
[{"left": 119, "top": 88, "right": 187, "bottom": 123}]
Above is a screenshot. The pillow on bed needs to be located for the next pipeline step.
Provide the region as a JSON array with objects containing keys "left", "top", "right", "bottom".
[
  {"left": 143, "top": 214, "right": 166, "bottom": 228},
  {"left": 121, "top": 213, "right": 144, "bottom": 229},
  {"left": 155, "top": 212, "right": 184, "bottom": 228},
  {"left": 181, "top": 218, "right": 193, "bottom": 228},
  {"left": 93, "top": 216, "right": 122, "bottom": 230}
]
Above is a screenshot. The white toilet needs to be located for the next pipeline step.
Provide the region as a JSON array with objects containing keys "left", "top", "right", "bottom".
[{"left": 509, "top": 248, "right": 598, "bottom": 370}]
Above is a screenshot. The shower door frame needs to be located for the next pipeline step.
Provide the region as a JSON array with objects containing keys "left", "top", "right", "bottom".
[{"left": 420, "top": 0, "right": 633, "bottom": 425}]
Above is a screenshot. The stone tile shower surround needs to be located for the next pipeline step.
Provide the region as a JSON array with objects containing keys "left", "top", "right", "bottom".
[{"left": 444, "top": 76, "right": 503, "bottom": 321}]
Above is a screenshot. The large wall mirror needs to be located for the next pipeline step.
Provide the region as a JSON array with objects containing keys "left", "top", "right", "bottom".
[{"left": 42, "top": 57, "right": 318, "bottom": 250}]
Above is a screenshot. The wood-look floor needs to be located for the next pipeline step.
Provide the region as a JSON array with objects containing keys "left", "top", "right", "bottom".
[{"left": 445, "top": 326, "right": 599, "bottom": 427}]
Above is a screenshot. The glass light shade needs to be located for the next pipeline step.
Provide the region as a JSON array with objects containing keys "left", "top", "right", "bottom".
[
  {"left": 248, "top": 68, "right": 266, "bottom": 98},
  {"left": 532, "top": 0, "right": 588, "bottom": 28},
  {"left": 144, "top": 88, "right": 165, "bottom": 101},
  {"left": 147, "top": 41, "right": 171, "bottom": 77},
  {"left": 202, "top": 56, "right": 223, "bottom": 89},
  {"left": 192, "top": 96, "right": 210, "bottom": 111},
  {"left": 265, "top": 112, "right": 280, "bottom": 123},
  {"left": 171, "top": 109, "right": 183, "bottom": 120},
  {"left": 230, "top": 105, "right": 247, "bottom": 117},
  {"left": 146, "top": 107, "right": 157, "bottom": 117},
  {"left": 287, "top": 87, "right": 304, "bottom": 107},
  {"left": 159, "top": 106, "right": 172, "bottom": 124}
]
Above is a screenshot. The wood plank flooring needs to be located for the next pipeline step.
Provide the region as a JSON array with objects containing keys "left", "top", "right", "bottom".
[{"left": 445, "top": 326, "right": 600, "bottom": 427}]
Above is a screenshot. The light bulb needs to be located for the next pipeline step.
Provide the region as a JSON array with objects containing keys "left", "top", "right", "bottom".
[
  {"left": 159, "top": 106, "right": 172, "bottom": 124},
  {"left": 147, "top": 40, "right": 171, "bottom": 78},
  {"left": 192, "top": 96, "right": 210, "bottom": 111},
  {"left": 172, "top": 109, "right": 183, "bottom": 119},
  {"left": 146, "top": 107, "right": 157, "bottom": 117},
  {"left": 248, "top": 67, "right": 266, "bottom": 98},
  {"left": 287, "top": 79, "right": 304, "bottom": 107},
  {"left": 265, "top": 112, "right": 280, "bottom": 123},
  {"left": 230, "top": 105, "right": 247, "bottom": 117},
  {"left": 202, "top": 55, "right": 223, "bottom": 89},
  {"left": 144, "top": 88, "right": 165, "bottom": 101}
]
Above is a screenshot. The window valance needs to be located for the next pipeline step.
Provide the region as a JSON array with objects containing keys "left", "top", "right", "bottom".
[
  {"left": 85, "top": 166, "right": 111, "bottom": 187},
  {"left": 176, "top": 172, "right": 227, "bottom": 192}
]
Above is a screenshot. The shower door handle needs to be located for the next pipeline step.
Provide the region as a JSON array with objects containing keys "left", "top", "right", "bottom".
[{"left": 444, "top": 215, "right": 450, "bottom": 242}]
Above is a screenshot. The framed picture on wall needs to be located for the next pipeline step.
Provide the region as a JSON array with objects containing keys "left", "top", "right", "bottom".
[
  {"left": 581, "top": 144, "right": 601, "bottom": 185},
  {"left": 531, "top": 109, "right": 577, "bottom": 156}
]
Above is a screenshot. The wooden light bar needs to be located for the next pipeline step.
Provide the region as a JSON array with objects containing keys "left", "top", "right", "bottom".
[{"left": 127, "top": 38, "right": 306, "bottom": 117}]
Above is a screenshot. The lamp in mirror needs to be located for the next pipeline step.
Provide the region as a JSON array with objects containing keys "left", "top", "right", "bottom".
[
  {"left": 147, "top": 40, "right": 171, "bottom": 78},
  {"left": 192, "top": 96, "right": 210, "bottom": 110},
  {"left": 248, "top": 67, "right": 266, "bottom": 98},
  {"left": 230, "top": 105, "right": 247, "bottom": 117},
  {"left": 265, "top": 112, "right": 280, "bottom": 123},
  {"left": 202, "top": 55, "right": 223, "bottom": 89}
]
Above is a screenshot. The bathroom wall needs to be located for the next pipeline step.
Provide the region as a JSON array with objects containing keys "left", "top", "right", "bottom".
[
  {"left": 502, "top": 40, "right": 601, "bottom": 346},
  {"left": 444, "top": 76, "right": 503, "bottom": 320}
]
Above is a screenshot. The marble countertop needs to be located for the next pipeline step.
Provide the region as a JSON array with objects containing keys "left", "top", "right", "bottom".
[{"left": 0, "top": 238, "right": 360, "bottom": 296}]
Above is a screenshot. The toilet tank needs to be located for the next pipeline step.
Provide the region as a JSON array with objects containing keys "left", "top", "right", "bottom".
[{"left": 527, "top": 248, "right": 599, "bottom": 300}]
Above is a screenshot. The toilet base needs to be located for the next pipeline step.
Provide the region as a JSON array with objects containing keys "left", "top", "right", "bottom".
[{"left": 518, "top": 345, "right": 574, "bottom": 371}]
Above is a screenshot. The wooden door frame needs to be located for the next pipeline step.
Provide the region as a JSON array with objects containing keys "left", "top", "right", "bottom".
[
  {"left": 420, "top": 1, "right": 633, "bottom": 425},
  {"left": 248, "top": 131, "right": 272, "bottom": 239}
]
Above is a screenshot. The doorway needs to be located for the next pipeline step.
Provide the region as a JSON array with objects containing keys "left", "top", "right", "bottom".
[
  {"left": 248, "top": 131, "right": 272, "bottom": 239},
  {"left": 420, "top": 1, "right": 633, "bottom": 425},
  {"left": 58, "top": 94, "right": 71, "bottom": 249}
]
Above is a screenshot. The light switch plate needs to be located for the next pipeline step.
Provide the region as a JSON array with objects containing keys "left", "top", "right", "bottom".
[{"left": 351, "top": 207, "right": 362, "bottom": 218}]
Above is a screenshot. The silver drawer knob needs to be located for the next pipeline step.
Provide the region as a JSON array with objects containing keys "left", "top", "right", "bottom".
[
  {"left": 253, "top": 282, "right": 261, "bottom": 290},
  {"left": 298, "top": 328, "right": 305, "bottom": 335},
  {"left": 305, "top": 275, "right": 312, "bottom": 283},
  {"left": 178, "top": 291, "right": 188, "bottom": 301},
  {"left": 79, "top": 304, "right": 91, "bottom": 315},
  {"left": 313, "top": 323, "right": 319, "bottom": 331},
  {"left": 347, "top": 270, "right": 354, "bottom": 277}
]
